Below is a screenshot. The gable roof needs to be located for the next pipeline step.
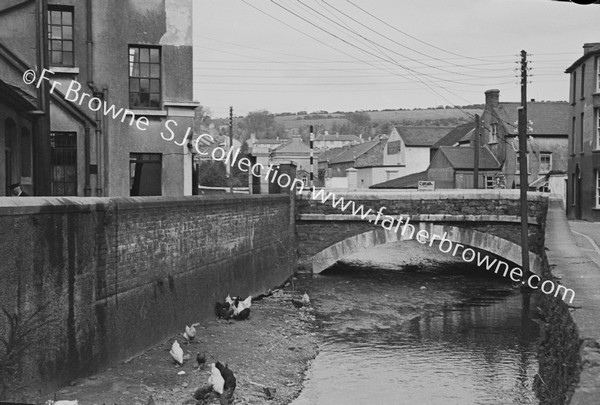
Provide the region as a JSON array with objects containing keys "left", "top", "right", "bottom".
[
  {"left": 253, "top": 138, "right": 287, "bottom": 145},
  {"left": 493, "top": 102, "right": 569, "bottom": 136},
  {"left": 431, "top": 123, "right": 475, "bottom": 149},
  {"left": 370, "top": 170, "right": 428, "bottom": 189},
  {"left": 437, "top": 146, "right": 501, "bottom": 170},
  {"left": 329, "top": 140, "right": 379, "bottom": 164},
  {"left": 273, "top": 138, "right": 311, "bottom": 154},
  {"left": 394, "top": 126, "right": 454, "bottom": 147}
]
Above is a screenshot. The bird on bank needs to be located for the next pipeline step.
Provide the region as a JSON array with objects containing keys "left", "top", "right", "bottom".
[
  {"left": 215, "top": 301, "right": 234, "bottom": 319},
  {"left": 302, "top": 292, "right": 310, "bottom": 305},
  {"left": 197, "top": 352, "right": 207, "bottom": 368},
  {"left": 170, "top": 340, "right": 184, "bottom": 366},
  {"left": 232, "top": 307, "right": 250, "bottom": 320},
  {"left": 216, "top": 361, "right": 236, "bottom": 404},
  {"left": 182, "top": 324, "right": 197, "bottom": 342},
  {"left": 208, "top": 363, "right": 225, "bottom": 394}
]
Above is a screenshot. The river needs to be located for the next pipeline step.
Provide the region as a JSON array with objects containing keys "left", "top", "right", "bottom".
[{"left": 291, "top": 242, "right": 542, "bottom": 405}]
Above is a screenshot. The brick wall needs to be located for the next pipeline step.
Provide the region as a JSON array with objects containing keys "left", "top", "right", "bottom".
[{"left": 0, "top": 194, "right": 295, "bottom": 396}]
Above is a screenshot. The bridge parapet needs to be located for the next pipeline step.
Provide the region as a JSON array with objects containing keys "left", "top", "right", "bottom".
[{"left": 295, "top": 189, "right": 551, "bottom": 273}]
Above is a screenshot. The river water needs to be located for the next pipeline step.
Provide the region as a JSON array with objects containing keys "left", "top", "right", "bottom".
[{"left": 291, "top": 242, "right": 542, "bottom": 405}]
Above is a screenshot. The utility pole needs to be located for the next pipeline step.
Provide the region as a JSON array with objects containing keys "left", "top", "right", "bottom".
[
  {"left": 229, "top": 106, "right": 234, "bottom": 194},
  {"left": 309, "top": 125, "right": 314, "bottom": 187},
  {"left": 518, "top": 50, "right": 530, "bottom": 278},
  {"left": 473, "top": 114, "right": 480, "bottom": 189}
]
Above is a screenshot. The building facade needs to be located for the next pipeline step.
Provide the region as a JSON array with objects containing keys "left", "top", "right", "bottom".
[
  {"left": 0, "top": 0, "right": 198, "bottom": 197},
  {"left": 566, "top": 43, "right": 600, "bottom": 220}
]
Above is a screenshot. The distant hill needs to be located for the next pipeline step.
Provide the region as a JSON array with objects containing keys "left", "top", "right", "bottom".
[{"left": 274, "top": 108, "right": 483, "bottom": 130}]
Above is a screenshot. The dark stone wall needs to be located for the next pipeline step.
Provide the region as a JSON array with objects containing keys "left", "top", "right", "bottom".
[{"left": 0, "top": 195, "right": 295, "bottom": 397}]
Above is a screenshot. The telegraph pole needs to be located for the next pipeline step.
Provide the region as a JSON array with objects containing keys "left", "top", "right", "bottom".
[
  {"left": 229, "top": 106, "right": 234, "bottom": 194},
  {"left": 518, "top": 50, "right": 530, "bottom": 278},
  {"left": 309, "top": 125, "right": 314, "bottom": 187},
  {"left": 473, "top": 114, "right": 480, "bottom": 189}
]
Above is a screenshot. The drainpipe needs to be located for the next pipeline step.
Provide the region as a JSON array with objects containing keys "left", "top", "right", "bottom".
[
  {"left": 85, "top": 0, "right": 104, "bottom": 196},
  {"left": 84, "top": 125, "right": 91, "bottom": 196}
]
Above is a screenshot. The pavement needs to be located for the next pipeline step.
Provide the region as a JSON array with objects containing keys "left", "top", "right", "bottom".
[{"left": 544, "top": 200, "right": 600, "bottom": 405}]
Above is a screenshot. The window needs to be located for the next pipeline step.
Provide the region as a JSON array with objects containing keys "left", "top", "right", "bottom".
[
  {"left": 581, "top": 112, "right": 585, "bottom": 153},
  {"left": 581, "top": 64, "right": 586, "bottom": 99},
  {"left": 50, "top": 132, "right": 77, "bottom": 195},
  {"left": 572, "top": 71, "right": 577, "bottom": 104},
  {"left": 571, "top": 173, "right": 576, "bottom": 206},
  {"left": 48, "top": 6, "right": 74, "bottom": 66},
  {"left": 130, "top": 153, "right": 162, "bottom": 196},
  {"left": 490, "top": 123, "right": 498, "bottom": 143},
  {"left": 597, "top": 171, "right": 600, "bottom": 208},
  {"left": 484, "top": 175, "right": 494, "bottom": 189},
  {"left": 596, "top": 109, "right": 600, "bottom": 150},
  {"left": 571, "top": 116, "right": 576, "bottom": 154},
  {"left": 129, "top": 46, "right": 161, "bottom": 108},
  {"left": 596, "top": 56, "right": 600, "bottom": 93},
  {"left": 540, "top": 152, "right": 552, "bottom": 173}
]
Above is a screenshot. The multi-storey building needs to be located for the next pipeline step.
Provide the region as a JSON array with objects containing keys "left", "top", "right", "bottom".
[
  {"left": 566, "top": 43, "right": 600, "bottom": 220},
  {"left": 0, "top": 0, "right": 198, "bottom": 197}
]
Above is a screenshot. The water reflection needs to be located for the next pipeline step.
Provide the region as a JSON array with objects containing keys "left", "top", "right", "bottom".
[{"left": 291, "top": 262, "right": 541, "bottom": 405}]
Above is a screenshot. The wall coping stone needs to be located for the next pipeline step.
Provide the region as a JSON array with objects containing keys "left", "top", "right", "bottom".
[
  {"left": 297, "top": 189, "right": 551, "bottom": 201},
  {"left": 0, "top": 194, "right": 290, "bottom": 216}
]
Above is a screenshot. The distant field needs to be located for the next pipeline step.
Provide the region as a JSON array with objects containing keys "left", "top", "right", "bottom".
[{"left": 275, "top": 108, "right": 482, "bottom": 130}]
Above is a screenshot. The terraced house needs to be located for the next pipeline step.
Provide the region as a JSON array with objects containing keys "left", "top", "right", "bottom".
[
  {"left": 566, "top": 42, "right": 600, "bottom": 221},
  {"left": 0, "top": 0, "right": 198, "bottom": 197}
]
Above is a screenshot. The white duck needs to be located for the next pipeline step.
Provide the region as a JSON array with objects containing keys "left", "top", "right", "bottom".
[
  {"left": 182, "top": 324, "right": 197, "bottom": 341},
  {"left": 170, "top": 340, "right": 184, "bottom": 365}
]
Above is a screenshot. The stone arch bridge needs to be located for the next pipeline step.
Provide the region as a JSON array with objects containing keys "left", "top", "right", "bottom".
[{"left": 295, "top": 189, "right": 549, "bottom": 274}]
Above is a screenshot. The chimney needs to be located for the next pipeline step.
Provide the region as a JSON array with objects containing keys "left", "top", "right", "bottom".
[
  {"left": 485, "top": 89, "right": 500, "bottom": 109},
  {"left": 583, "top": 43, "right": 600, "bottom": 55}
]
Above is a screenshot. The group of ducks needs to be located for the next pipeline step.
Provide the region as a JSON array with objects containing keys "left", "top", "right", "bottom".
[{"left": 215, "top": 295, "right": 252, "bottom": 320}]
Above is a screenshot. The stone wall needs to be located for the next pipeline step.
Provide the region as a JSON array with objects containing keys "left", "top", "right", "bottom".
[
  {"left": 0, "top": 194, "right": 295, "bottom": 397},
  {"left": 296, "top": 190, "right": 548, "bottom": 270}
]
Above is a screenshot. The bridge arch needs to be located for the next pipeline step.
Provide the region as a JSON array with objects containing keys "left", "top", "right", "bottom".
[{"left": 309, "top": 222, "right": 543, "bottom": 275}]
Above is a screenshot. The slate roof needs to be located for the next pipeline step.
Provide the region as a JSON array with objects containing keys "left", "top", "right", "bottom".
[
  {"left": 431, "top": 123, "right": 475, "bottom": 149},
  {"left": 273, "top": 138, "right": 311, "bottom": 154},
  {"left": 317, "top": 146, "right": 349, "bottom": 163},
  {"left": 493, "top": 102, "right": 569, "bottom": 136},
  {"left": 329, "top": 141, "right": 379, "bottom": 164},
  {"left": 370, "top": 170, "right": 428, "bottom": 189},
  {"left": 253, "top": 139, "right": 287, "bottom": 145},
  {"left": 437, "top": 146, "right": 501, "bottom": 170},
  {"left": 395, "top": 126, "right": 454, "bottom": 147},
  {"left": 315, "top": 134, "right": 361, "bottom": 143}
]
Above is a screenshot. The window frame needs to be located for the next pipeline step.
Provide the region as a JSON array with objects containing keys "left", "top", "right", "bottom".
[
  {"left": 129, "top": 153, "right": 162, "bottom": 196},
  {"left": 596, "top": 108, "right": 600, "bottom": 150},
  {"left": 581, "top": 64, "right": 586, "bottom": 100},
  {"left": 490, "top": 123, "right": 498, "bottom": 143},
  {"left": 128, "top": 45, "right": 162, "bottom": 109},
  {"left": 596, "top": 56, "right": 600, "bottom": 93},
  {"left": 47, "top": 5, "right": 74, "bottom": 67},
  {"left": 580, "top": 112, "right": 585, "bottom": 153},
  {"left": 484, "top": 175, "right": 494, "bottom": 189},
  {"left": 539, "top": 152, "right": 552, "bottom": 173},
  {"left": 596, "top": 170, "right": 600, "bottom": 208}
]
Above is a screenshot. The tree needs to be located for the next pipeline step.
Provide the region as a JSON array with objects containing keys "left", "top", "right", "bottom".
[
  {"left": 240, "top": 110, "right": 285, "bottom": 140},
  {"left": 231, "top": 142, "right": 250, "bottom": 187},
  {"left": 345, "top": 111, "right": 371, "bottom": 135},
  {"left": 197, "top": 161, "right": 228, "bottom": 187},
  {"left": 193, "top": 104, "right": 212, "bottom": 133}
]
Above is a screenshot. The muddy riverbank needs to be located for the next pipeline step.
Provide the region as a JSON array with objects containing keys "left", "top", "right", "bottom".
[{"left": 36, "top": 287, "right": 318, "bottom": 405}]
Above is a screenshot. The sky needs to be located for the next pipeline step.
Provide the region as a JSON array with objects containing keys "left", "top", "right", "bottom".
[{"left": 192, "top": 0, "right": 599, "bottom": 118}]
